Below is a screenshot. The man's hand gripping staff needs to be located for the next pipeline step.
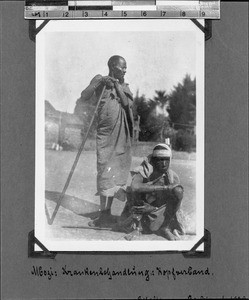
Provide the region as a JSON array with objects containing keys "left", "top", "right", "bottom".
[{"left": 100, "top": 75, "right": 129, "bottom": 109}]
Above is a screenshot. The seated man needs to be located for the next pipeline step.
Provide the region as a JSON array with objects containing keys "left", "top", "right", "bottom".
[{"left": 119, "top": 143, "right": 185, "bottom": 240}]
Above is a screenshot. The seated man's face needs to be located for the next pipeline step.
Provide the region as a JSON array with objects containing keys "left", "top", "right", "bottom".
[{"left": 153, "top": 157, "right": 170, "bottom": 173}]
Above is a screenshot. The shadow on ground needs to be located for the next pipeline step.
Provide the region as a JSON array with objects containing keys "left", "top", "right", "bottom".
[
  {"left": 45, "top": 190, "right": 100, "bottom": 220},
  {"left": 45, "top": 190, "right": 196, "bottom": 241}
]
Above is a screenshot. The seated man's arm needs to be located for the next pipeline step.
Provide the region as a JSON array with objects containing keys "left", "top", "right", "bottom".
[
  {"left": 130, "top": 173, "right": 162, "bottom": 214},
  {"left": 131, "top": 173, "right": 170, "bottom": 193}
]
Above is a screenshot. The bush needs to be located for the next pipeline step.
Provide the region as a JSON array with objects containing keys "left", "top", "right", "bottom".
[
  {"left": 174, "top": 129, "right": 196, "bottom": 152},
  {"left": 162, "top": 126, "right": 177, "bottom": 148}
]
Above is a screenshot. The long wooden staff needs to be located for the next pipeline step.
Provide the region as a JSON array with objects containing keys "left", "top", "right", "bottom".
[{"left": 48, "top": 85, "right": 106, "bottom": 225}]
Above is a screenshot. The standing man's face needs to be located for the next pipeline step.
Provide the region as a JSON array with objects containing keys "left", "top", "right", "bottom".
[{"left": 112, "top": 58, "right": 127, "bottom": 83}]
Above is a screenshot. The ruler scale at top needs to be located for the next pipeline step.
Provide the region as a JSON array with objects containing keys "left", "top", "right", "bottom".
[{"left": 24, "top": 0, "right": 220, "bottom": 19}]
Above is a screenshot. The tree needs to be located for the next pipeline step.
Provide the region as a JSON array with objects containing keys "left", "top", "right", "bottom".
[
  {"left": 153, "top": 90, "right": 169, "bottom": 110},
  {"left": 134, "top": 90, "right": 170, "bottom": 142},
  {"left": 167, "top": 74, "right": 196, "bottom": 131},
  {"left": 167, "top": 74, "right": 196, "bottom": 151},
  {"left": 134, "top": 92, "right": 156, "bottom": 141},
  {"left": 152, "top": 90, "right": 170, "bottom": 141}
]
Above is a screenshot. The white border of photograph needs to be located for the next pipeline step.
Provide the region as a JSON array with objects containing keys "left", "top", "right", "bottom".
[{"left": 35, "top": 19, "right": 204, "bottom": 252}]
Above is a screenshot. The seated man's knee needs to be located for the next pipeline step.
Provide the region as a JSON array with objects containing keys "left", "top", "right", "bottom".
[{"left": 172, "top": 185, "right": 184, "bottom": 201}]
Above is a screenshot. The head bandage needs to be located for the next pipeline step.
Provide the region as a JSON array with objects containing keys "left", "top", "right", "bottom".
[{"left": 152, "top": 143, "right": 172, "bottom": 158}]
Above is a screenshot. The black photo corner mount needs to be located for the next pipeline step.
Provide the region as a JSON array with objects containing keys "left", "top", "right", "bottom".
[
  {"left": 182, "top": 229, "right": 211, "bottom": 258},
  {"left": 191, "top": 19, "right": 212, "bottom": 41},
  {"left": 28, "top": 19, "right": 212, "bottom": 42},
  {"left": 28, "top": 229, "right": 211, "bottom": 259},
  {"left": 28, "top": 230, "right": 57, "bottom": 259},
  {"left": 29, "top": 19, "right": 50, "bottom": 42}
]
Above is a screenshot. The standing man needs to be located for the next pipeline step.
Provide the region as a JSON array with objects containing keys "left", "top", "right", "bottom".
[
  {"left": 119, "top": 143, "right": 185, "bottom": 240},
  {"left": 75, "top": 55, "right": 134, "bottom": 227}
]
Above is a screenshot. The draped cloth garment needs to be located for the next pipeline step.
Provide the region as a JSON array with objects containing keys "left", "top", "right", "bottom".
[
  {"left": 120, "top": 155, "right": 182, "bottom": 233},
  {"left": 79, "top": 75, "right": 134, "bottom": 197}
]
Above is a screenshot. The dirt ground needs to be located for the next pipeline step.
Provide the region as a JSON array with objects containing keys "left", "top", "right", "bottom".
[{"left": 44, "top": 148, "right": 196, "bottom": 241}]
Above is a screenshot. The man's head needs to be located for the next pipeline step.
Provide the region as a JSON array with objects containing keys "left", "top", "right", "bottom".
[
  {"left": 151, "top": 143, "right": 172, "bottom": 173},
  {"left": 108, "top": 55, "right": 127, "bottom": 83}
]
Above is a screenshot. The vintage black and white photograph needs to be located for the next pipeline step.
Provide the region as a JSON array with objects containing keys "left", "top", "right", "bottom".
[{"left": 35, "top": 19, "right": 204, "bottom": 251}]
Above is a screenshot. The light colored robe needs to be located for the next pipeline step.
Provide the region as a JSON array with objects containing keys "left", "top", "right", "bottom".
[{"left": 79, "top": 75, "right": 134, "bottom": 197}]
